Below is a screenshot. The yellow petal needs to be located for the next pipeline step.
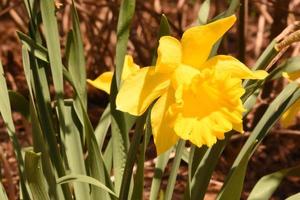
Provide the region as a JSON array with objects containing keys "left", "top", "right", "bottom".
[
  {"left": 173, "top": 116, "right": 218, "bottom": 147},
  {"left": 87, "top": 72, "right": 113, "bottom": 94},
  {"left": 171, "top": 64, "right": 200, "bottom": 89},
  {"left": 151, "top": 89, "right": 179, "bottom": 155},
  {"left": 181, "top": 15, "right": 236, "bottom": 68},
  {"left": 121, "top": 55, "right": 140, "bottom": 80},
  {"left": 155, "top": 36, "right": 182, "bottom": 73},
  {"left": 281, "top": 98, "right": 300, "bottom": 128},
  {"left": 116, "top": 67, "right": 170, "bottom": 115},
  {"left": 201, "top": 55, "right": 268, "bottom": 79},
  {"left": 282, "top": 71, "right": 300, "bottom": 81}
]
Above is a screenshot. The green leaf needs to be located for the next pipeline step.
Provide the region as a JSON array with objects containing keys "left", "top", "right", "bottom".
[
  {"left": 148, "top": 15, "right": 172, "bottom": 199},
  {"left": 149, "top": 149, "right": 172, "bottom": 200},
  {"left": 24, "top": 151, "right": 50, "bottom": 200},
  {"left": 198, "top": 0, "right": 211, "bottom": 25},
  {"left": 94, "top": 104, "right": 111, "bottom": 149},
  {"left": 248, "top": 165, "right": 300, "bottom": 200},
  {"left": 151, "top": 14, "right": 171, "bottom": 65},
  {"left": 80, "top": 98, "right": 115, "bottom": 199},
  {"left": 131, "top": 114, "right": 152, "bottom": 200},
  {"left": 67, "top": 0, "right": 87, "bottom": 108},
  {"left": 57, "top": 174, "right": 117, "bottom": 197},
  {"left": 269, "top": 56, "right": 300, "bottom": 80},
  {"left": 110, "top": 73, "right": 136, "bottom": 195},
  {"left": 115, "top": 0, "right": 136, "bottom": 87},
  {"left": 8, "top": 91, "right": 30, "bottom": 120},
  {"left": 22, "top": 43, "right": 71, "bottom": 199},
  {"left": 165, "top": 140, "right": 186, "bottom": 200},
  {"left": 29, "top": 98, "right": 63, "bottom": 199},
  {"left": 286, "top": 193, "right": 300, "bottom": 200},
  {"left": 217, "top": 141, "right": 257, "bottom": 200},
  {"left": 0, "top": 60, "right": 30, "bottom": 199},
  {"left": 17, "top": 31, "right": 48, "bottom": 63},
  {"left": 40, "top": 1, "right": 68, "bottom": 160},
  {"left": 119, "top": 113, "right": 148, "bottom": 200},
  {"left": 110, "top": 0, "right": 136, "bottom": 194},
  {"left": 220, "top": 82, "right": 300, "bottom": 200},
  {"left": 63, "top": 101, "right": 90, "bottom": 200},
  {"left": 0, "top": 182, "right": 8, "bottom": 200}
]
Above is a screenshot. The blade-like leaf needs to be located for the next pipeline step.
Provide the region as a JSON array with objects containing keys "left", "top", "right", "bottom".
[
  {"left": 198, "top": 0, "right": 211, "bottom": 25},
  {"left": 115, "top": 0, "right": 136, "bottom": 87},
  {"left": 67, "top": 0, "right": 87, "bottom": 108},
  {"left": 24, "top": 151, "right": 50, "bottom": 200},
  {"left": 131, "top": 114, "right": 152, "bottom": 200},
  {"left": 119, "top": 113, "right": 148, "bottom": 200},
  {"left": 248, "top": 165, "right": 300, "bottom": 200},
  {"left": 0, "top": 60, "right": 30, "bottom": 199},
  {"left": 8, "top": 91, "right": 29, "bottom": 120},
  {"left": 111, "top": 0, "right": 136, "bottom": 194},
  {"left": 110, "top": 73, "right": 136, "bottom": 195},
  {"left": 63, "top": 101, "right": 89, "bottom": 200},
  {"left": 94, "top": 104, "right": 111, "bottom": 149},
  {"left": 17, "top": 31, "right": 48, "bottom": 62},
  {"left": 149, "top": 149, "right": 172, "bottom": 200},
  {"left": 165, "top": 140, "right": 185, "bottom": 200},
  {"left": 286, "top": 193, "right": 300, "bottom": 200},
  {"left": 219, "top": 82, "right": 300, "bottom": 200},
  {"left": 0, "top": 182, "right": 8, "bottom": 200},
  {"left": 57, "top": 174, "right": 117, "bottom": 197},
  {"left": 216, "top": 141, "right": 257, "bottom": 200}
]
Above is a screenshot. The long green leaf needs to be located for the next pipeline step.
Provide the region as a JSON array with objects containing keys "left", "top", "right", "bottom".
[
  {"left": 67, "top": 0, "right": 87, "bottom": 108},
  {"left": 0, "top": 60, "right": 30, "bottom": 199},
  {"left": 149, "top": 149, "right": 172, "bottom": 200},
  {"left": 217, "top": 141, "right": 257, "bottom": 200},
  {"left": 115, "top": 0, "right": 136, "bottom": 87},
  {"left": 190, "top": 136, "right": 229, "bottom": 200},
  {"left": 131, "top": 114, "right": 152, "bottom": 200},
  {"left": 110, "top": 73, "right": 136, "bottom": 195},
  {"left": 0, "top": 182, "right": 8, "bottom": 200},
  {"left": 111, "top": 0, "right": 136, "bottom": 194},
  {"left": 17, "top": 31, "right": 48, "bottom": 62},
  {"left": 151, "top": 14, "right": 171, "bottom": 65},
  {"left": 24, "top": 151, "right": 50, "bottom": 200},
  {"left": 63, "top": 101, "right": 89, "bottom": 200},
  {"left": 94, "top": 104, "right": 111, "bottom": 149},
  {"left": 219, "top": 82, "right": 300, "bottom": 200},
  {"left": 57, "top": 174, "right": 117, "bottom": 197},
  {"left": 8, "top": 91, "right": 29, "bottom": 120},
  {"left": 119, "top": 114, "right": 147, "bottom": 200},
  {"left": 23, "top": 45, "right": 64, "bottom": 199},
  {"left": 81, "top": 99, "right": 115, "bottom": 199},
  {"left": 198, "top": 0, "right": 211, "bottom": 25},
  {"left": 165, "top": 140, "right": 185, "bottom": 200},
  {"left": 286, "top": 193, "right": 300, "bottom": 200},
  {"left": 248, "top": 165, "right": 300, "bottom": 200}
]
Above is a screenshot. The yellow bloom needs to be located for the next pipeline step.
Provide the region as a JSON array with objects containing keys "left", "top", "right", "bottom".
[
  {"left": 87, "top": 55, "right": 139, "bottom": 94},
  {"left": 116, "top": 15, "right": 268, "bottom": 154},
  {"left": 280, "top": 71, "right": 300, "bottom": 128}
]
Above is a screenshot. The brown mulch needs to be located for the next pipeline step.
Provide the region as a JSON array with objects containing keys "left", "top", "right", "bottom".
[{"left": 1, "top": 0, "right": 300, "bottom": 199}]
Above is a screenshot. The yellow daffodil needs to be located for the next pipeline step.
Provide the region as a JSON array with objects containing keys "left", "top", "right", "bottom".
[
  {"left": 116, "top": 15, "right": 268, "bottom": 154},
  {"left": 87, "top": 55, "right": 140, "bottom": 94},
  {"left": 280, "top": 72, "right": 300, "bottom": 128}
]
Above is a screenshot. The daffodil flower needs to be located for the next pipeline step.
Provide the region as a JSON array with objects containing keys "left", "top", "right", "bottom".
[
  {"left": 280, "top": 72, "right": 300, "bottom": 128},
  {"left": 115, "top": 15, "right": 268, "bottom": 154},
  {"left": 87, "top": 55, "right": 140, "bottom": 94}
]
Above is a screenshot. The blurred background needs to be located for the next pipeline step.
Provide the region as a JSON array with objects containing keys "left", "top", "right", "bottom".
[{"left": 1, "top": 0, "right": 300, "bottom": 199}]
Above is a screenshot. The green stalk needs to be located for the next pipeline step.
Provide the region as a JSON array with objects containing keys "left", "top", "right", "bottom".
[
  {"left": 119, "top": 114, "right": 147, "bottom": 200},
  {"left": 164, "top": 140, "right": 185, "bottom": 200}
]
